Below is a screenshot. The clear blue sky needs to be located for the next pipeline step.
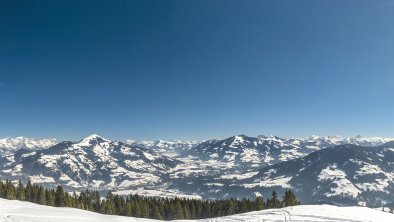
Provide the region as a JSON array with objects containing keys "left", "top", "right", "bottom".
[{"left": 1, "top": 0, "right": 394, "bottom": 140}]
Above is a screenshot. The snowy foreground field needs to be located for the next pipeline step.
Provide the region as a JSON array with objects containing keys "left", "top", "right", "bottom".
[{"left": 1, "top": 199, "right": 394, "bottom": 222}]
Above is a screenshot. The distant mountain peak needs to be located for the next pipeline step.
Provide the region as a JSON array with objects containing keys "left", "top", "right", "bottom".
[
  {"left": 78, "top": 134, "right": 110, "bottom": 146},
  {"left": 257, "top": 135, "right": 283, "bottom": 140},
  {"left": 85, "top": 134, "right": 107, "bottom": 140},
  {"left": 231, "top": 134, "right": 247, "bottom": 140}
]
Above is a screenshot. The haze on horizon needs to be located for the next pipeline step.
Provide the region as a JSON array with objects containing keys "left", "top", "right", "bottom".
[{"left": 1, "top": 1, "right": 394, "bottom": 141}]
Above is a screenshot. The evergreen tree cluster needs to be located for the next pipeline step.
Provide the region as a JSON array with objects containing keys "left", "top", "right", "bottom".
[{"left": 0, "top": 179, "right": 300, "bottom": 220}]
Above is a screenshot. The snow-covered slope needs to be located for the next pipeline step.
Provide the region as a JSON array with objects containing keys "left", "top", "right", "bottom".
[
  {"left": 182, "top": 135, "right": 310, "bottom": 168},
  {"left": 235, "top": 142, "right": 394, "bottom": 207},
  {"left": 1, "top": 198, "right": 394, "bottom": 222},
  {"left": 169, "top": 135, "right": 394, "bottom": 182},
  {"left": 163, "top": 134, "right": 394, "bottom": 174},
  {"left": 0, "top": 137, "right": 57, "bottom": 155},
  {"left": 0, "top": 134, "right": 196, "bottom": 198}
]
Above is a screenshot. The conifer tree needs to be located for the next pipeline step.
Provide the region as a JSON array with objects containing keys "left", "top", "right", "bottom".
[
  {"left": 55, "top": 185, "right": 65, "bottom": 207},
  {"left": 173, "top": 201, "right": 184, "bottom": 219},
  {"left": 0, "top": 180, "right": 4, "bottom": 198},
  {"left": 38, "top": 187, "right": 46, "bottom": 205},
  {"left": 226, "top": 200, "right": 235, "bottom": 215},
  {"left": 266, "top": 190, "right": 282, "bottom": 208},
  {"left": 190, "top": 202, "right": 197, "bottom": 219},
  {"left": 46, "top": 189, "right": 55, "bottom": 206},
  {"left": 240, "top": 198, "right": 250, "bottom": 212},
  {"left": 282, "top": 189, "right": 299, "bottom": 207},
  {"left": 5, "top": 180, "right": 16, "bottom": 199},
  {"left": 133, "top": 202, "right": 142, "bottom": 217},
  {"left": 72, "top": 192, "right": 78, "bottom": 208},
  {"left": 152, "top": 205, "right": 163, "bottom": 220},
  {"left": 182, "top": 204, "right": 191, "bottom": 219},
  {"left": 16, "top": 180, "right": 25, "bottom": 201},
  {"left": 125, "top": 202, "right": 132, "bottom": 216},
  {"left": 255, "top": 196, "right": 265, "bottom": 210},
  {"left": 25, "top": 179, "right": 33, "bottom": 202},
  {"left": 104, "top": 191, "right": 116, "bottom": 215}
]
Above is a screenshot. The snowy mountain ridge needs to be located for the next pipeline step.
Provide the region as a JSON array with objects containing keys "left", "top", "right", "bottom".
[
  {"left": 283, "top": 134, "right": 394, "bottom": 149},
  {"left": 230, "top": 142, "right": 394, "bottom": 207},
  {"left": 0, "top": 137, "right": 58, "bottom": 155},
  {"left": 1, "top": 134, "right": 394, "bottom": 207},
  {"left": 1, "top": 134, "right": 391, "bottom": 155},
  {"left": 0, "top": 134, "right": 197, "bottom": 199}
]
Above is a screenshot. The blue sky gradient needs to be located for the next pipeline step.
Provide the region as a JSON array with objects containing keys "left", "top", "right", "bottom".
[{"left": 1, "top": 0, "right": 394, "bottom": 140}]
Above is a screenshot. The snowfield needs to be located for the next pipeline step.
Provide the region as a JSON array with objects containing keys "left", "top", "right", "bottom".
[{"left": 1, "top": 199, "right": 394, "bottom": 222}]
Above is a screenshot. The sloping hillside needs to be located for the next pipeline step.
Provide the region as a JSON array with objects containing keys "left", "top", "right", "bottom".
[{"left": 1, "top": 198, "right": 394, "bottom": 222}]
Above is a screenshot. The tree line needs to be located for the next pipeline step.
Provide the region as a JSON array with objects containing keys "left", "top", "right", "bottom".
[{"left": 0, "top": 179, "right": 300, "bottom": 220}]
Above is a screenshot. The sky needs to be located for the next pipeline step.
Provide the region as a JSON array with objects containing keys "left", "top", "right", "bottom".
[{"left": 1, "top": 0, "right": 394, "bottom": 141}]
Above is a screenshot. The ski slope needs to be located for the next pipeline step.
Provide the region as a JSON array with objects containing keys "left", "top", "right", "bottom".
[{"left": 1, "top": 198, "right": 394, "bottom": 222}]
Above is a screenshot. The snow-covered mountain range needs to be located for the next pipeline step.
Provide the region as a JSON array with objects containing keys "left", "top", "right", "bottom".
[
  {"left": 0, "top": 134, "right": 393, "bottom": 207},
  {"left": 0, "top": 137, "right": 58, "bottom": 155},
  {"left": 233, "top": 142, "right": 394, "bottom": 207},
  {"left": 283, "top": 135, "right": 394, "bottom": 149},
  {"left": 0, "top": 135, "right": 188, "bottom": 197}
]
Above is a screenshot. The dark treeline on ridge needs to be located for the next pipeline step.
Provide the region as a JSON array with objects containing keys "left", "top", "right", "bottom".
[{"left": 0, "top": 179, "right": 300, "bottom": 220}]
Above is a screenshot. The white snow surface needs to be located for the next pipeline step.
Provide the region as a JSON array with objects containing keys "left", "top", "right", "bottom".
[
  {"left": 318, "top": 164, "right": 361, "bottom": 198},
  {"left": 1, "top": 198, "right": 394, "bottom": 222}
]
